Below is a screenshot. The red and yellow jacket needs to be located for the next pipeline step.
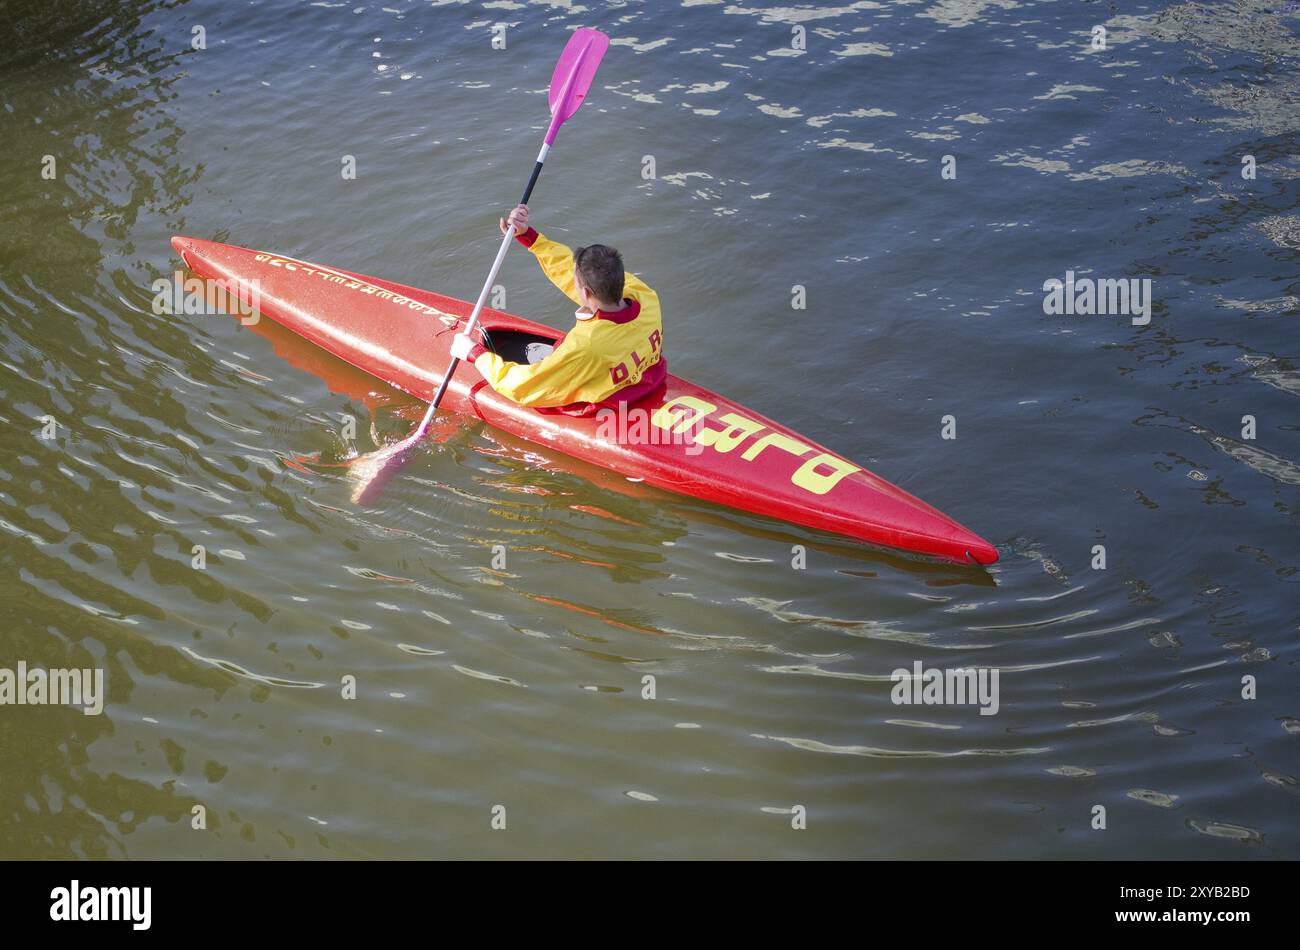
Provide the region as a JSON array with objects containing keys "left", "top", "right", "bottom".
[{"left": 465, "top": 227, "right": 667, "bottom": 414}]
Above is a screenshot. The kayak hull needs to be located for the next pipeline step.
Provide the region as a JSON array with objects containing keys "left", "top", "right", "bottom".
[{"left": 171, "top": 236, "right": 998, "bottom": 565}]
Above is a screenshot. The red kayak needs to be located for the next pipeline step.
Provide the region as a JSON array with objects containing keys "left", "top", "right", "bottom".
[{"left": 172, "top": 236, "right": 998, "bottom": 564}]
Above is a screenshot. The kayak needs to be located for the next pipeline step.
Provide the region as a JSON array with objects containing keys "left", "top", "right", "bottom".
[{"left": 171, "top": 236, "right": 999, "bottom": 564}]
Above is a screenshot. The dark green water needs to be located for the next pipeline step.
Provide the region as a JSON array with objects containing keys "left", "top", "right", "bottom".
[{"left": 1, "top": 0, "right": 1297, "bottom": 859}]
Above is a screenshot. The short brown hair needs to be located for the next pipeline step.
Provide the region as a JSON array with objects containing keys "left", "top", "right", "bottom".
[{"left": 573, "top": 244, "right": 624, "bottom": 305}]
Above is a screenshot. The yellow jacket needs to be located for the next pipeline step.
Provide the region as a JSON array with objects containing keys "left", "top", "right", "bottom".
[{"left": 468, "top": 228, "right": 666, "bottom": 411}]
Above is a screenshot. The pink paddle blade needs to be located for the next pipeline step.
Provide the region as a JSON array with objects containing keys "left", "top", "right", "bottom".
[
  {"left": 346, "top": 414, "right": 466, "bottom": 504},
  {"left": 347, "top": 431, "right": 424, "bottom": 505},
  {"left": 544, "top": 28, "right": 609, "bottom": 144}
]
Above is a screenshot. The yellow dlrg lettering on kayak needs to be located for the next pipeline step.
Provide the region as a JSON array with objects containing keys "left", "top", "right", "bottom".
[
  {"left": 651, "top": 395, "right": 715, "bottom": 434},
  {"left": 741, "top": 431, "right": 810, "bottom": 463},
  {"left": 249, "top": 253, "right": 457, "bottom": 321},
  {"left": 651, "top": 396, "right": 863, "bottom": 496},
  {"left": 791, "top": 453, "right": 863, "bottom": 496},
  {"left": 696, "top": 412, "right": 766, "bottom": 452}
]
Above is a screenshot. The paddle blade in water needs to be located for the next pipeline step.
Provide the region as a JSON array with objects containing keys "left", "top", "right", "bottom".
[
  {"left": 544, "top": 28, "right": 609, "bottom": 144},
  {"left": 347, "top": 414, "right": 464, "bottom": 505},
  {"left": 348, "top": 432, "right": 424, "bottom": 505}
]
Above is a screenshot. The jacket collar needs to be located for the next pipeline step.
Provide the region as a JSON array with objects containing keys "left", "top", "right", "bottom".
[{"left": 595, "top": 298, "right": 640, "bottom": 325}]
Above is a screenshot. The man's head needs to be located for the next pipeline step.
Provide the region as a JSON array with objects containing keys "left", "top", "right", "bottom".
[{"left": 573, "top": 244, "right": 624, "bottom": 311}]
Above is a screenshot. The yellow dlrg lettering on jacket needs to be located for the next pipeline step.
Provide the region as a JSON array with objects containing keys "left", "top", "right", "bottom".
[{"left": 610, "top": 328, "right": 664, "bottom": 387}]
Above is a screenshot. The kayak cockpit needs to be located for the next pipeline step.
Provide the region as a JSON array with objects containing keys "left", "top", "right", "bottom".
[{"left": 480, "top": 328, "right": 558, "bottom": 365}]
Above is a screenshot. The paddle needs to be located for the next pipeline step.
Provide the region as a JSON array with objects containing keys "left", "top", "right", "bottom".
[{"left": 346, "top": 27, "right": 609, "bottom": 504}]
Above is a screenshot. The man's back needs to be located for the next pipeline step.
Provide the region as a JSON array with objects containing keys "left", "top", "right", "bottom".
[{"left": 454, "top": 206, "right": 666, "bottom": 415}]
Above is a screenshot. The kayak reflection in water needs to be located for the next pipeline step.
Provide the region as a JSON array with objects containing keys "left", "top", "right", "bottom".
[{"left": 449, "top": 203, "right": 667, "bottom": 417}]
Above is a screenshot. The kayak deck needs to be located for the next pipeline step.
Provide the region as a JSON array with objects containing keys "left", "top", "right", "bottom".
[{"left": 171, "top": 236, "right": 998, "bottom": 564}]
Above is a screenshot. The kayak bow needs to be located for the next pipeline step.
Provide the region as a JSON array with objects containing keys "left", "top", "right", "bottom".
[{"left": 172, "top": 236, "right": 999, "bottom": 565}]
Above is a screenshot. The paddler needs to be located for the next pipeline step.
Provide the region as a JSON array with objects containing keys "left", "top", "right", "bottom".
[{"left": 449, "top": 203, "right": 666, "bottom": 415}]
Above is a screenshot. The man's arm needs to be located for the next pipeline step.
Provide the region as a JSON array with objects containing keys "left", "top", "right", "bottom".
[
  {"left": 519, "top": 226, "right": 659, "bottom": 308},
  {"left": 514, "top": 228, "right": 584, "bottom": 307},
  {"left": 499, "top": 203, "right": 584, "bottom": 306},
  {"left": 467, "top": 335, "right": 596, "bottom": 408},
  {"left": 620, "top": 268, "right": 658, "bottom": 306}
]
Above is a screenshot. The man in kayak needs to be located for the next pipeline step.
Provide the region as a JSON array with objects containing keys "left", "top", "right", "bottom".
[{"left": 449, "top": 204, "right": 666, "bottom": 415}]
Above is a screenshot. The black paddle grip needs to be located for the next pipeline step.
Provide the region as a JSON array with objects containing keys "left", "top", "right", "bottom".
[
  {"left": 429, "top": 357, "right": 459, "bottom": 409},
  {"left": 519, "top": 160, "right": 544, "bottom": 206}
]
